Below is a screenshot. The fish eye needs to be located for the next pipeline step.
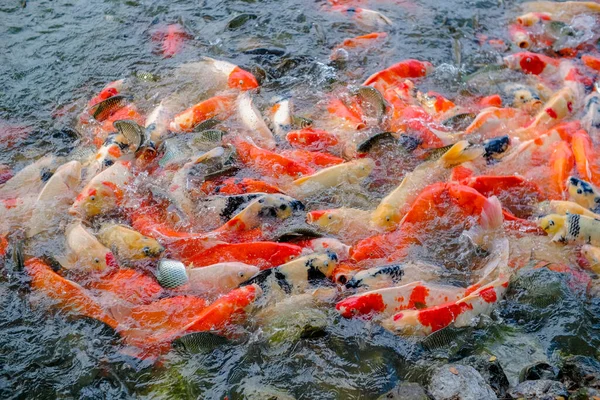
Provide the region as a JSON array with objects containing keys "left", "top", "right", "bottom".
[
  {"left": 143, "top": 246, "right": 151, "bottom": 256},
  {"left": 90, "top": 195, "right": 96, "bottom": 201},
  {"left": 577, "top": 189, "right": 583, "bottom": 194},
  {"left": 238, "top": 271, "right": 245, "bottom": 277},
  {"left": 386, "top": 216, "right": 391, "bottom": 222},
  {"left": 328, "top": 215, "right": 332, "bottom": 220},
  {"left": 338, "top": 275, "right": 347, "bottom": 284},
  {"left": 94, "top": 258, "right": 100, "bottom": 264},
  {"left": 239, "top": 80, "right": 244, "bottom": 86},
  {"left": 549, "top": 220, "right": 555, "bottom": 226},
  {"left": 103, "top": 159, "right": 114, "bottom": 167}
]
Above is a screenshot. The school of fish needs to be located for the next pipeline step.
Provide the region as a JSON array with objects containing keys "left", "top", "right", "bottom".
[{"left": 5, "top": 0, "right": 600, "bottom": 362}]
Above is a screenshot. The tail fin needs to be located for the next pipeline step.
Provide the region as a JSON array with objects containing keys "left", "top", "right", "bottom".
[
  {"left": 440, "top": 140, "right": 483, "bottom": 167},
  {"left": 480, "top": 195, "right": 504, "bottom": 232}
]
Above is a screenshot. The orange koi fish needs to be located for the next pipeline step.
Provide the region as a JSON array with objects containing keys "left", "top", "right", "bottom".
[{"left": 25, "top": 258, "right": 119, "bottom": 330}]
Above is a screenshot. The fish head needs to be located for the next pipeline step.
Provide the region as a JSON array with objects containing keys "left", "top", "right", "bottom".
[
  {"left": 138, "top": 237, "right": 165, "bottom": 259},
  {"left": 371, "top": 203, "right": 400, "bottom": 231},
  {"left": 70, "top": 181, "right": 121, "bottom": 218},
  {"left": 306, "top": 209, "right": 346, "bottom": 232},
  {"left": 350, "top": 158, "right": 375, "bottom": 181},
  {"left": 538, "top": 214, "right": 565, "bottom": 235},
  {"left": 567, "top": 176, "right": 598, "bottom": 209},
  {"left": 316, "top": 251, "right": 339, "bottom": 278},
  {"left": 229, "top": 263, "right": 260, "bottom": 285},
  {"left": 228, "top": 66, "right": 259, "bottom": 91},
  {"left": 260, "top": 195, "right": 305, "bottom": 219}
]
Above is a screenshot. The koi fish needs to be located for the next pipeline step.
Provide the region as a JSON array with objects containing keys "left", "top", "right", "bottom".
[
  {"left": 88, "top": 268, "right": 163, "bottom": 305},
  {"left": 235, "top": 140, "right": 314, "bottom": 179},
  {"left": 169, "top": 94, "right": 235, "bottom": 133},
  {"left": 567, "top": 176, "right": 600, "bottom": 212},
  {"left": 306, "top": 207, "right": 373, "bottom": 239},
  {"left": 26, "top": 160, "right": 82, "bottom": 238},
  {"left": 539, "top": 212, "right": 600, "bottom": 246},
  {"left": 363, "top": 59, "right": 434, "bottom": 88},
  {"left": 96, "top": 223, "right": 164, "bottom": 263},
  {"left": 179, "top": 284, "right": 262, "bottom": 336},
  {"left": 241, "top": 251, "right": 338, "bottom": 295},
  {"left": 25, "top": 258, "right": 119, "bottom": 330},
  {"left": 503, "top": 52, "right": 560, "bottom": 76},
  {"left": 237, "top": 92, "right": 276, "bottom": 149},
  {"left": 201, "top": 178, "right": 282, "bottom": 196},
  {"left": 286, "top": 128, "right": 339, "bottom": 151},
  {"left": 290, "top": 158, "right": 374, "bottom": 199},
  {"left": 155, "top": 259, "right": 259, "bottom": 295},
  {"left": 344, "top": 262, "right": 442, "bottom": 290},
  {"left": 336, "top": 281, "right": 466, "bottom": 319},
  {"left": 336, "top": 7, "right": 392, "bottom": 30},
  {"left": 159, "top": 24, "right": 188, "bottom": 58},
  {"left": 380, "top": 277, "right": 508, "bottom": 335},
  {"left": 70, "top": 161, "right": 132, "bottom": 219},
  {"left": 56, "top": 221, "right": 116, "bottom": 272},
  {"left": 371, "top": 141, "right": 483, "bottom": 230},
  {"left": 181, "top": 242, "right": 303, "bottom": 270},
  {"left": 174, "top": 57, "right": 259, "bottom": 92},
  {"left": 215, "top": 194, "right": 304, "bottom": 232},
  {"left": 580, "top": 244, "right": 600, "bottom": 273}
]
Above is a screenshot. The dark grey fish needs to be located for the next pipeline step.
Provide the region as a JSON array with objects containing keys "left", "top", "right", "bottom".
[
  {"left": 227, "top": 13, "right": 258, "bottom": 30},
  {"left": 441, "top": 113, "right": 476, "bottom": 131},
  {"left": 352, "top": 86, "right": 388, "bottom": 122},
  {"left": 192, "top": 118, "right": 222, "bottom": 132},
  {"left": 113, "top": 119, "right": 145, "bottom": 150},
  {"left": 88, "top": 95, "right": 131, "bottom": 122},
  {"left": 172, "top": 331, "right": 230, "bottom": 353}
]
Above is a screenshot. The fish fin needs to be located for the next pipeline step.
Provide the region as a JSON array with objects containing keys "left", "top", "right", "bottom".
[
  {"left": 464, "top": 195, "right": 504, "bottom": 247},
  {"left": 481, "top": 195, "right": 504, "bottom": 231},
  {"left": 12, "top": 241, "right": 24, "bottom": 272},
  {"left": 440, "top": 140, "right": 483, "bottom": 167}
]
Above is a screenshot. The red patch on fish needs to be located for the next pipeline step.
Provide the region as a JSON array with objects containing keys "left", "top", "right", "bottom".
[
  {"left": 101, "top": 181, "right": 124, "bottom": 203},
  {"left": 478, "top": 287, "right": 497, "bottom": 303},
  {"left": 519, "top": 54, "right": 545, "bottom": 75},
  {"left": 416, "top": 301, "right": 474, "bottom": 332},
  {"left": 336, "top": 293, "right": 385, "bottom": 318},
  {"left": 545, "top": 107, "right": 558, "bottom": 119},
  {"left": 408, "top": 285, "right": 429, "bottom": 309}
]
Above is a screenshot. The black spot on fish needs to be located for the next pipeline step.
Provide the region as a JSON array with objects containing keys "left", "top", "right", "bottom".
[
  {"left": 483, "top": 135, "right": 510, "bottom": 160},
  {"left": 307, "top": 265, "right": 326, "bottom": 285},
  {"left": 116, "top": 140, "right": 129, "bottom": 150},
  {"left": 220, "top": 194, "right": 260, "bottom": 220},
  {"left": 372, "top": 264, "right": 404, "bottom": 282},
  {"left": 568, "top": 213, "right": 581, "bottom": 238},
  {"left": 570, "top": 177, "right": 595, "bottom": 194},
  {"left": 240, "top": 268, "right": 271, "bottom": 287},
  {"left": 274, "top": 270, "right": 293, "bottom": 294},
  {"left": 40, "top": 168, "right": 53, "bottom": 182}
]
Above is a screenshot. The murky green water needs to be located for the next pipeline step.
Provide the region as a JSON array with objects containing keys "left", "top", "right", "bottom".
[{"left": 1, "top": 0, "right": 599, "bottom": 399}]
